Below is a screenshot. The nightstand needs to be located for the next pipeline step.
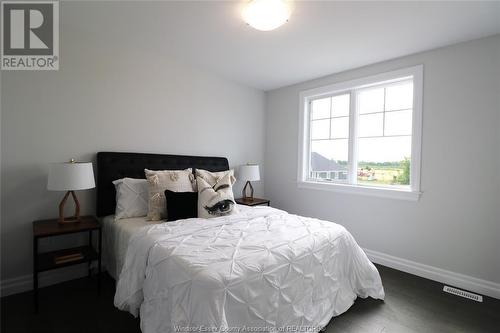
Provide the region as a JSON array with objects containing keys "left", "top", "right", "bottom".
[
  {"left": 32, "top": 216, "right": 101, "bottom": 312},
  {"left": 235, "top": 197, "right": 270, "bottom": 207}
]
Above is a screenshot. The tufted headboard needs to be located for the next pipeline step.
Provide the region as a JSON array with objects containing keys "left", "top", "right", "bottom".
[{"left": 96, "top": 152, "right": 229, "bottom": 217}]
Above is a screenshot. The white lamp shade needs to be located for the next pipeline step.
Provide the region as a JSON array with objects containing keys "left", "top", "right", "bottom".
[
  {"left": 239, "top": 164, "right": 260, "bottom": 182},
  {"left": 47, "top": 162, "right": 95, "bottom": 191}
]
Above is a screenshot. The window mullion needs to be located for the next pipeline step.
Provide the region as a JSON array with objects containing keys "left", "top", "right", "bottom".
[
  {"left": 307, "top": 100, "right": 312, "bottom": 180},
  {"left": 382, "top": 87, "right": 387, "bottom": 136},
  {"left": 347, "top": 91, "right": 357, "bottom": 185},
  {"left": 328, "top": 98, "right": 332, "bottom": 139}
]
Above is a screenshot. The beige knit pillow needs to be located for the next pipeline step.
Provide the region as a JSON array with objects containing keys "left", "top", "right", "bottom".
[
  {"left": 145, "top": 168, "right": 195, "bottom": 221},
  {"left": 195, "top": 169, "right": 236, "bottom": 186}
]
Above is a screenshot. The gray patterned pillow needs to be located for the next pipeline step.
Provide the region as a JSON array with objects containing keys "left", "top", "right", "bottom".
[
  {"left": 145, "top": 168, "right": 195, "bottom": 221},
  {"left": 112, "top": 178, "right": 149, "bottom": 220}
]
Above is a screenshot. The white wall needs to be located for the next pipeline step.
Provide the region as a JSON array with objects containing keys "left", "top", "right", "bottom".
[
  {"left": 265, "top": 35, "right": 500, "bottom": 295},
  {"left": 0, "top": 4, "right": 265, "bottom": 292}
]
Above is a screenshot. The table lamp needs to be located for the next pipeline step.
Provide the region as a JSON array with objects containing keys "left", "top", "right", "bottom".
[
  {"left": 47, "top": 159, "right": 95, "bottom": 224},
  {"left": 239, "top": 164, "right": 260, "bottom": 199}
]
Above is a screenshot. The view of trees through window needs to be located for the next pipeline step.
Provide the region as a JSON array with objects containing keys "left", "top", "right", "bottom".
[{"left": 312, "top": 158, "right": 410, "bottom": 186}]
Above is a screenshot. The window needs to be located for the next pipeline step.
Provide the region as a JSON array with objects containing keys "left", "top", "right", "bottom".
[{"left": 298, "top": 66, "right": 423, "bottom": 200}]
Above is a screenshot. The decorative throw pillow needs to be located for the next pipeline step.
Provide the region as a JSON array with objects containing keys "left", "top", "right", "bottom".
[
  {"left": 145, "top": 168, "right": 195, "bottom": 221},
  {"left": 164, "top": 190, "right": 198, "bottom": 221},
  {"left": 197, "top": 173, "right": 237, "bottom": 218},
  {"left": 112, "top": 178, "right": 149, "bottom": 220}
]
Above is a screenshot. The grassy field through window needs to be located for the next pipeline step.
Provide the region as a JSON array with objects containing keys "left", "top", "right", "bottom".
[{"left": 356, "top": 158, "right": 410, "bottom": 186}]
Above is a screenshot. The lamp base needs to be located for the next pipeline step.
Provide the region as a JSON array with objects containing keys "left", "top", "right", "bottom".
[
  {"left": 242, "top": 181, "right": 254, "bottom": 199},
  {"left": 58, "top": 191, "right": 81, "bottom": 224}
]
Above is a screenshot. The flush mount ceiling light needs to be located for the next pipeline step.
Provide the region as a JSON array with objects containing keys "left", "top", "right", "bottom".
[{"left": 242, "top": 0, "right": 291, "bottom": 31}]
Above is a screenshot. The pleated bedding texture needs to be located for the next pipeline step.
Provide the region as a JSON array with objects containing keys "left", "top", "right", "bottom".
[{"left": 114, "top": 206, "right": 385, "bottom": 333}]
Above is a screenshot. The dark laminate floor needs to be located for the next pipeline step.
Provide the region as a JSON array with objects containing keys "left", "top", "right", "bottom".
[{"left": 1, "top": 265, "right": 499, "bottom": 333}]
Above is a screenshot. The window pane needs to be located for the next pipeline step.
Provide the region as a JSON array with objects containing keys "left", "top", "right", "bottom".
[
  {"left": 358, "top": 113, "right": 383, "bottom": 137},
  {"left": 357, "top": 136, "right": 411, "bottom": 187},
  {"left": 311, "top": 97, "right": 331, "bottom": 120},
  {"left": 331, "top": 94, "right": 350, "bottom": 117},
  {"left": 311, "top": 119, "right": 330, "bottom": 140},
  {"left": 385, "top": 110, "right": 412, "bottom": 136},
  {"left": 331, "top": 116, "right": 349, "bottom": 139},
  {"left": 310, "top": 140, "right": 349, "bottom": 182},
  {"left": 385, "top": 81, "right": 413, "bottom": 111},
  {"left": 358, "top": 87, "right": 384, "bottom": 114},
  {"left": 311, "top": 139, "right": 348, "bottom": 162}
]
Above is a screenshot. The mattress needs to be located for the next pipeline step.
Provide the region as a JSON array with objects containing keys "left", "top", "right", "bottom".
[
  {"left": 102, "top": 205, "right": 251, "bottom": 279},
  {"left": 101, "top": 215, "right": 161, "bottom": 279},
  {"left": 114, "top": 206, "right": 384, "bottom": 333}
]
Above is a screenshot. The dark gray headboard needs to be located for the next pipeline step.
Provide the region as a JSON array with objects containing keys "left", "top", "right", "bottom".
[{"left": 96, "top": 152, "right": 229, "bottom": 217}]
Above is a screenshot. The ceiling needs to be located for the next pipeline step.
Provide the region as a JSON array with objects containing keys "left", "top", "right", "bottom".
[{"left": 67, "top": 1, "right": 500, "bottom": 91}]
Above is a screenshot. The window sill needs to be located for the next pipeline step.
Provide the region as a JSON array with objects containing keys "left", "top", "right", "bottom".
[{"left": 297, "top": 180, "right": 421, "bottom": 201}]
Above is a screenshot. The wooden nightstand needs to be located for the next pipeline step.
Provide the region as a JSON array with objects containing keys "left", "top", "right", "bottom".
[
  {"left": 32, "top": 216, "right": 101, "bottom": 312},
  {"left": 235, "top": 197, "right": 270, "bottom": 207}
]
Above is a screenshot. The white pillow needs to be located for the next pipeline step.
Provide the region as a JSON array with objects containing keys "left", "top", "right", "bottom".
[{"left": 112, "top": 178, "right": 149, "bottom": 220}]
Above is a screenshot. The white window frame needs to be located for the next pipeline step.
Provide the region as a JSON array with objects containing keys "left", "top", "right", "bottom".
[{"left": 297, "top": 65, "right": 423, "bottom": 201}]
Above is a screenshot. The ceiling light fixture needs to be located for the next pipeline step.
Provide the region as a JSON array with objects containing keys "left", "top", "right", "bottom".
[{"left": 242, "top": 0, "right": 291, "bottom": 32}]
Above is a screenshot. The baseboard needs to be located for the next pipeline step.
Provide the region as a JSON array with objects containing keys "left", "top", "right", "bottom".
[
  {"left": 1, "top": 265, "right": 89, "bottom": 297},
  {"left": 364, "top": 248, "right": 500, "bottom": 300}
]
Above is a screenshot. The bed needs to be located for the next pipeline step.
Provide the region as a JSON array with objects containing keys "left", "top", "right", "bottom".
[
  {"left": 102, "top": 215, "right": 159, "bottom": 280},
  {"left": 97, "top": 152, "right": 384, "bottom": 333}
]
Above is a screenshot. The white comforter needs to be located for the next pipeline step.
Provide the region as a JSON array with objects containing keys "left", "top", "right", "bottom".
[{"left": 115, "top": 206, "right": 384, "bottom": 333}]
